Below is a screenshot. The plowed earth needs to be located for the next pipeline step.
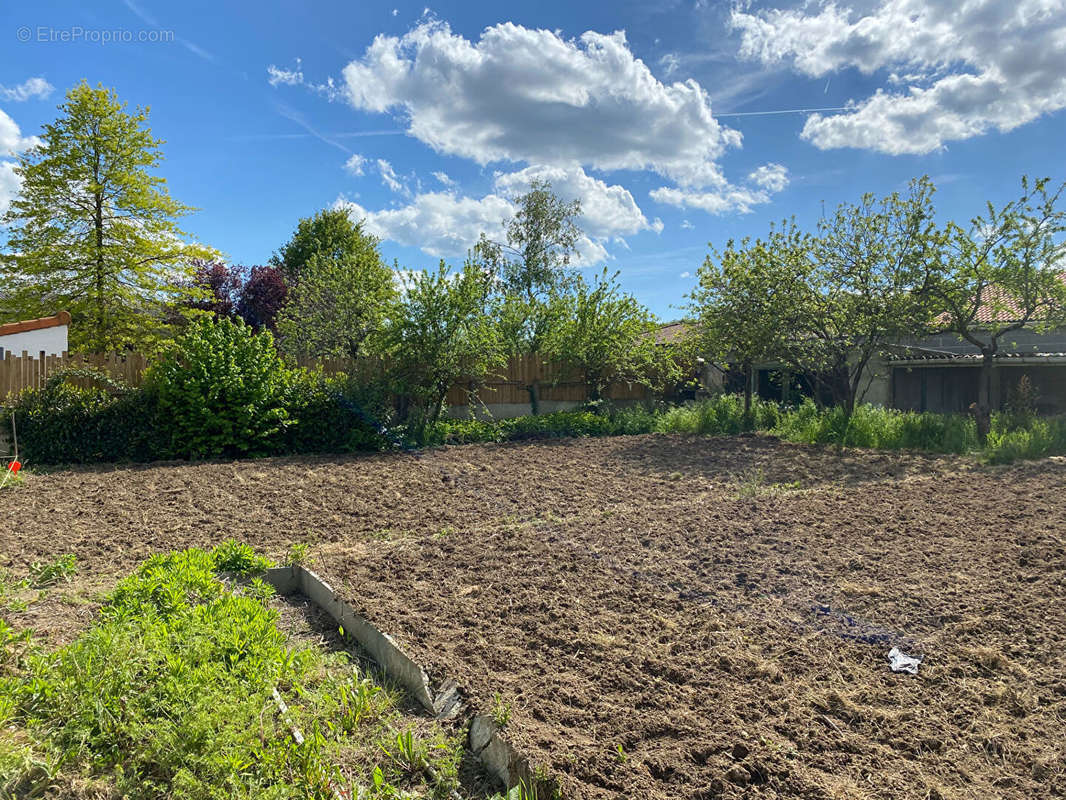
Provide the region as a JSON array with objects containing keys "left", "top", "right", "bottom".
[{"left": 3, "top": 434, "right": 1064, "bottom": 798}]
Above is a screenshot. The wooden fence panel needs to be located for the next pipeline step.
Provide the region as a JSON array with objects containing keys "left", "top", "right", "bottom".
[{"left": 0, "top": 351, "right": 650, "bottom": 407}]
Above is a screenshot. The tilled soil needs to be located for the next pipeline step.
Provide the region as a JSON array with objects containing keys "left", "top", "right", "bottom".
[{"left": 3, "top": 434, "right": 1065, "bottom": 798}]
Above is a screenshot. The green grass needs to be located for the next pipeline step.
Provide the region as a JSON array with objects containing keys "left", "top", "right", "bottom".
[
  {"left": 28, "top": 554, "right": 77, "bottom": 588},
  {"left": 428, "top": 395, "right": 1066, "bottom": 464},
  {"left": 985, "top": 416, "right": 1066, "bottom": 464},
  {"left": 0, "top": 543, "right": 470, "bottom": 799}
]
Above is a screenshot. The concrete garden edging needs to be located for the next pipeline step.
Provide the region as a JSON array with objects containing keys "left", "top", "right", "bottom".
[{"left": 263, "top": 565, "right": 556, "bottom": 797}]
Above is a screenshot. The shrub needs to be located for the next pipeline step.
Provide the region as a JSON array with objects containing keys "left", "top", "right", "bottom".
[
  {"left": 146, "top": 318, "right": 293, "bottom": 459},
  {"left": 606, "top": 404, "right": 661, "bottom": 436},
  {"left": 6, "top": 373, "right": 165, "bottom": 465},
  {"left": 655, "top": 395, "right": 775, "bottom": 435},
  {"left": 423, "top": 418, "right": 501, "bottom": 446},
  {"left": 282, "top": 370, "right": 391, "bottom": 454},
  {"left": 774, "top": 399, "right": 976, "bottom": 453}
]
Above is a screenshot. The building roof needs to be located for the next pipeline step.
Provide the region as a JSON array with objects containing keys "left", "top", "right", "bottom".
[
  {"left": 940, "top": 272, "right": 1066, "bottom": 325},
  {"left": 886, "top": 350, "right": 1066, "bottom": 366},
  {"left": 0, "top": 311, "right": 71, "bottom": 338},
  {"left": 652, "top": 321, "right": 692, "bottom": 345}
]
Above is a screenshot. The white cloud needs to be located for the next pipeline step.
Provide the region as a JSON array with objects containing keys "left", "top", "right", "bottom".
[
  {"left": 376, "top": 158, "right": 408, "bottom": 195},
  {"left": 336, "top": 164, "right": 662, "bottom": 265},
  {"left": 493, "top": 164, "right": 658, "bottom": 240},
  {"left": 0, "top": 109, "right": 40, "bottom": 216},
  {"left": 0, "top": 108, "right": 38, "bottom": 157},
  {"left": 344, "top": 153, "right": 367, "bottom": 175},
  {"left": 0, "top": 78, "right": 54, "bottom": 102},
  {"left": 659, "top": 53, "right": 681, "bottom": 77},
  {"left": 392, "top": 8, "right": 399, "bottom": 16},
  {"left": 0, "top": 160, "right": 19, "bottom": 216},
  {"left": 650, "top": 162, "right": 789, "bottom": 215},
  {"left": 681, "top": 219, "right": 694, "bottom": 230},
  {"left": 680, "top": 271, "right": 691, "bottom": 278},
  {"left": 339, "top": 20, "right": 742, "bottom": 186},
  {"left": 337, "top": 191, "right": 514, "bottom": 258},
  {"left": 267, "top": 59, "right": 341, "bottom": 99},
  {"left": 432, "top": 170, "right": 456, "bottom": 186},
  {"left": 748, "top": 162, "right": 789, "bottom": 193},
  {"left": 267, "top": 59, "right": 304, "bottom": 87},
  {"left": 732, "top": 0, "right": 1066, "bottom": 154}
]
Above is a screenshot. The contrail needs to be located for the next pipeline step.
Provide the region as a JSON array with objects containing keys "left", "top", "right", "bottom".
[{"left": 715, "top": 106, "right": 851, "bottom": 117}]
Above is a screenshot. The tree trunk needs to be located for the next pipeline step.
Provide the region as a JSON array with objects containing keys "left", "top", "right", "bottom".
[
  {"left": 843, "top": 377, "right": 858, "bottom": 418},
  {"left": 974, "top": 349, "right": 995, "bottom": 444},
  {"left": 587, "top": 372, "right": 603, "bottom": 405},
  {"left": 743, "top": 362, "right": 753, "bottom": 414},
  {"left": 89, "top": 122, "right": 107, "bottom": 353},
  {"left": 528, "top": 379, "right": 541, "bottom": 416},
  {"left": 93, "top": 189, "right": 106, "bottom": 351}
]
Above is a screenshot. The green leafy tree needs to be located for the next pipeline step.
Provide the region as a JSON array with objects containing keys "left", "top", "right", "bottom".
[
  {"left": 932, "top": 176, "right": 1066, "bottom": 440},
  {"left": 547, "top": 269, "right": 661, "bottom": 403},
  {"left": 794, "top": 177, "right": 941, "bottom": 415},
  {"left": 0, "top": 81, "right": 213, "bottom": 352},
  {"left": 275, "top": 227, "right": 397, "bottom": 361},
  {"left": 690, "top": 225, "right": 808, "bottom": 413},
  {"left": 476, "top": 179, "right": 582, "bottom": 413},
  {"left": 694, "top": 179, "right": 940, "bottom": 416},
  {"left": 386, "top": 261, "right": 503, "bottom": 436},
  {"left": 271, "top": 208, "right": 381, "bottom": 284},
  {"left": 146, "top": 317, "right": 293, "bottom": 458}
]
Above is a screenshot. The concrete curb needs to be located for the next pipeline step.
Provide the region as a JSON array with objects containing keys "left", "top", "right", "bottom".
[
  {"left": 263, "top": 565, "right": 557, "bottom": 797},
  {"left": 469, "top": 714, "right": 556, "bottom": 796},
  {"left": 265, "top": 566, "right": 440, "bottom": 712}
]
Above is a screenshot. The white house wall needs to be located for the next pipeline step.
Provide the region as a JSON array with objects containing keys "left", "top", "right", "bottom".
[{"left": 0, "top": 324, "right": 68, "bottom": 356}]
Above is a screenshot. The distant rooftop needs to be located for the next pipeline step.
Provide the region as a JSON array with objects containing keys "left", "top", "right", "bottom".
[
  {"left": 0, "top": 311, "right": 71, "bottom": 338},
  {"left": 652, "top": 321, "right": 691, "bottom": 345}
]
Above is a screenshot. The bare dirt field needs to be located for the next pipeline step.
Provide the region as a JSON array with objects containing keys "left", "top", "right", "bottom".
[{"left": 3, "top": 434, "right": 1065, "bottom": 799}]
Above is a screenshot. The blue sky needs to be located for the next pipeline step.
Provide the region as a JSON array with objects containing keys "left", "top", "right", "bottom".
[{"left": 2, "top": 0, "right": 1064, "bottom": 319}]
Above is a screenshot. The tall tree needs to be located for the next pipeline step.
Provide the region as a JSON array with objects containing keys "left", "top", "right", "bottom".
[
  {"left": 476, "top": 179, "right": 583, "bottom": 413},
  {"left": 275, "top": 223, "right": 397, "bottom": 361},
  {"left": 691, "top": 178, "right": 941, "bottom": 416},
  {"left": 386, "top": 261, "right": 502, "bottom": 436},
  {"left": 933, "top": 176, "right": 1066, "bottom": 439},
  {"left": 187, "top": 261, "right": 242, "bottom": 320},
  {"left": 547, "top": 268, "right": 661, "bottom": 403},
  {"left": 236, "top": 265, "right": 288, "bottom": 332},
  {"left": 689, "top": 226, "right": 808, "bottom": 413},
  {"left": 271, "top": 208, "right": 381, "bottom": 284},
  {"left": 0, "top": 81, "right": 212, "bottom": 352},
  {"left": 795, "top": 177, "right": 941, "bottom": 414}
]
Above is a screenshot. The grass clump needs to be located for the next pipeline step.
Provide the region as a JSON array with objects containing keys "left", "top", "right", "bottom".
[
  {"left": 0, "top": 545, "right": 465, "bottom": 799},
  {"left": 985, "top": 416, "right": 1066, "bottom": 464},
  {"left": 28, "top": 554, "right": 77, "bottom": 588}
]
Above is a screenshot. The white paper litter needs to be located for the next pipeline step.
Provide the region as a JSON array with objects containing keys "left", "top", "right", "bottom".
[{"left": 887, "top": 646, "right": 923, "bottom": 675}]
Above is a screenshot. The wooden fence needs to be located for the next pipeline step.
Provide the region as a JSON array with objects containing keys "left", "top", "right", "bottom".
[{"left": 0, "top": 350, "right": 650, "bottom": 407}]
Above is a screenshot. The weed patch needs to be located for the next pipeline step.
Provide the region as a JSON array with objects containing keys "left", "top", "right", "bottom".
[{"left": 0, "top": 544, "right": 472, "bottom": 799}]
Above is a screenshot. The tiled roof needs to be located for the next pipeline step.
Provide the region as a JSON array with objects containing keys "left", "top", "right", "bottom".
[
  {"left": 887, "top": 350, "right": 1066, "bottom": 364},
  {"left": 941, "top": 272, "right": 1066, "bottom": 325},
  {"left": 652, "top": 321, "right": 691, "bottom": 344},
  {"left": 0, "top": 311, "right": 71, "bottom": 338}
]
